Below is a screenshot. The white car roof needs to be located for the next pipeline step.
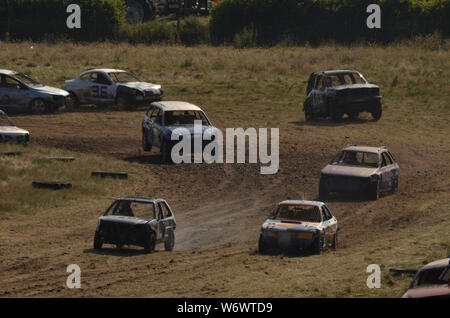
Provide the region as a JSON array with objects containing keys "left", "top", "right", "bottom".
[
  {"left": 80, "top": 69, "right": 126, "bottom": 75},
  {"left": 0, "top": 69, "right": 17, "bottom": 75},
  {"left": 279, "top": 200, "right": 324, "bottom": 207},
  {"left": 153, "top": 101, "right": 203, "bottom": 112}
]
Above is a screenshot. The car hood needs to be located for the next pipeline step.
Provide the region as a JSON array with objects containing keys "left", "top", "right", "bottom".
[
  {"left": 0, "top": 126, "right": 29, "bottom": 135},
  {"left": 321, "top": 164, "right": 378, "bottom": 178},
  {"left": 119, "top": 82, "right": 161, "bottom": 91},
  {"left": 164, "top": 125, "right": 217, "bottom": 137},
  {"left": 33, "top": 85, "right": 69, "bottom": 96},
  {"left": 99, "top": 215, "right": 151, "bottom": 226},
  {"left": 262, "top": 219, "right": 319, "bottom": 232},
  {"left": 403, "top": 285, "right": 450, "bottom": 298}
]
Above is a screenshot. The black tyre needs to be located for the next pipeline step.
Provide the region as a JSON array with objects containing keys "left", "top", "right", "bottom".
[
  {"left": 369, "top": 179, "right": 380, "bottom": 200},
  {"left": 258, "top": 234, "right": 268, "bottom": 254},
  {"left": 330, "top": 106, "right": 343, "bottom": 120},
  {"left": 304, "top": 103, "right": 314, "bottom": 121},
  {"left": 66, "top": 92, "right": 80, "bottom": 111},
  {"left": 142, "top": 131, "right": 152, "bottom": 152},
  {"left": 164, "top": 229, "right": 175, "bottom": 251},
  {"left": 312, "top": 234, "right": 323, "bottom": 255},
  {"left": 331, "top": 232, "right": 338, "bottom": 250},
  {"left": 93, "top": 233, "right": 103, "bottom": 250},
  {"left": 161, "top": 141, "right": 173, "bottom": 164},
  {"left": 144, "top": 231, "right": 156, "bottom": 253},
  {"left": 371, "top": 101, "right": 382, "bottom": 121},
  {"left": 29, "top": 98, "right": 48, "bottom": 114},
  {"left": 116, "top": 94, "right": 130, "bottom": 110}
]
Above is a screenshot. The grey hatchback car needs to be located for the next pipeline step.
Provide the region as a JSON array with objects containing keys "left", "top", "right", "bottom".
[{"left": 0, "top": 69, "right": 69, "bottom": 114}]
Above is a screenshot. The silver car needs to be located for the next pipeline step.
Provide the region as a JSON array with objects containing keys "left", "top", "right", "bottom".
[
  {"left": 0, "top": 110, "right": 29, "bottom": 144},
  {"left": 65, "top": 69, "right": 163, "bottom": 110},
  {"left": 0, "top": 69, "right": 69, "bottom": 114}
]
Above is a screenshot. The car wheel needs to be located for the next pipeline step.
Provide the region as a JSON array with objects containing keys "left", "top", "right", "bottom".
[
  {"left": 164, "top": 229, "right": 175, "bottom": 251},
  {"left": 29, "top": 98, "right": 48, "bottom": 114},
  {"left": 66, "top": 92, "right": 80, "bottom": 111},
  {"left": 161, "top": 141, "right": 173, "bottom": 164},
  {"left": 312, "top": 234, "right": 323, "bottom": 255},
  {"left": 391, "top": 177, "right": 398, "bottom": 194},
  {"left": 93, "top": 233, "right": 103, "bottom": 250},
  {"left": 116, "top": 94, "right": 129, "bottom": 110},
  {"left": 347, "top": 111, "right": 359, "bottom": 119},
  {"left": 304, "top": 105, "right": 314, "bottom": 121},
  {"left": 369, "top": 179, "right": 380, "bottom": 200},
  {"left": 331, "top": 232, "right": 338, "bottom": 250},
  {"left": 330, "top": 107, "right": 343, "bottom": 120},
  {"left": 144, "top": 231, "right": 156, "bottom": 253},
  {"left": 142, "top": 131, "right": 152, "bottom": 152},
  {"left": 258, "top": 234, "right": 268, "bottom": 254},
  {"left": 371, "top": 102, "right": 382, "bottom": 121}
]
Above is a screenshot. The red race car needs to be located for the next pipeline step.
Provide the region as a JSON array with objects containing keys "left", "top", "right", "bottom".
[{"left": 402, "top": 258, "right": 450, "bottom": 298}]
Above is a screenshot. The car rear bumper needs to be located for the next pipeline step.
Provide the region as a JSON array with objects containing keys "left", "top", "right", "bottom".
[
  {"left": 332, "top": 96, "right": 381, "bottom": 112},
  {"left": 321, "top": 175, "right": 371, "bottom": 193}
]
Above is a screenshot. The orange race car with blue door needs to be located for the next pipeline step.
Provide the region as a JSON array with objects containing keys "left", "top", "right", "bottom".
[{"left": 258, "top": 200, "right": 338, "bottom": 254}]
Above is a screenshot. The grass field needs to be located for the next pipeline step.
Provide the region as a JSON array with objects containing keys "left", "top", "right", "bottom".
[{"left": 0, "top": 40, "right": 449, "bottom": 297}]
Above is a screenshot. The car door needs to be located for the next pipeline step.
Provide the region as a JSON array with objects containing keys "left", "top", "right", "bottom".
[
  {"left": 0, "top": 75, "right": 28, "bottom": 112},
  {"left": 88, "top": 72, "right": 115, "bottom": 104},
  {"left": 151, "top": 108, "right": 163, "bottom": 148},
  {"left": 379, "top": 152, "right": 394, "bottom": 191},
  {"left": 312, "top": 75, "right": 327, "bottom": 113},
  {"left": 323, "top": 205, "right": 337, "bottom": 241},
  {"left": 320, "top": 206, "right": 331, "bottom": 245},
  {"left": 159, "top": 201, "right": 175, "bottom": 240}
]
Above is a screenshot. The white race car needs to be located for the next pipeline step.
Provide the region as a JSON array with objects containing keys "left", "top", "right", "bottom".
[{"left": 64, "top": 69, "right": 163, "bottom": 110}]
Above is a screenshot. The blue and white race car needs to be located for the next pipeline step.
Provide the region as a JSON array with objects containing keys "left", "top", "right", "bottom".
[
  {"left": 0, "top": 69, "right": 69, "bottom": 114},
  {"left": 258, "top": 200, "right": 339, "bottom": 254}
]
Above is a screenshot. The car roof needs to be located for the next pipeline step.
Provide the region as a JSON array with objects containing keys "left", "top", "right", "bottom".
[
  {"left": 420, "top": 258, "right": 450, "bottom": 271},
  {"left": 320, "top": 69, "right": 360, "bottom": 75},
  {"left": 0, "top": 69, "right": 17, "bottom": 76},
  {"left": 116, "top": 197, "right": 163, "bottom": 203},
  {"left": 342, "top": 145, "right": 386, "bottom": 153},
  {"left": 82, "top": 69, "right": 126, "bottom": 74},
  {"left": 279, "top": 200, "right": 324, "bottom": 207},
  {"left": 152, "top": 101, "right": 203, "bottom": 112}
]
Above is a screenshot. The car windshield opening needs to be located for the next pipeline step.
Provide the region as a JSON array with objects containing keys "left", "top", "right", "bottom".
[
  {"left": 412, "top": 266, "right": 450, "bottom": 287},
  {"left": 15, "top": 73, "right": 42, "bottom": 87},
  {"left": 331, "top": 151, "right": 379, "bottom": 167},
  {"left": 164, "top": 110, "right": 209, "bottom": 126},
  {"left": 109, "top": 200, "right": 155, "bottom": 219},
  {"left": 108, "top": 72, "right": 141, "bottom": 83},
  {"left": 273, "top": 205, "right": 321, "bottom": 223}
]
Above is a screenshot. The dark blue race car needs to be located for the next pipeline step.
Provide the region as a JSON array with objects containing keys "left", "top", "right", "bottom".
[{"left": 141, "top": 101, "right": 217, "bottom": 163}]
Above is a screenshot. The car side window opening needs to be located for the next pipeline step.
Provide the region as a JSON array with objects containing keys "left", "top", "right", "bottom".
[
  {"left": 2, "top": 76, "right": 21, "bottom": 89},
  {"left": 381, "top": 152, "right": 392, "bottom": 167},
  {"left": 156, "top": 203, "right": 164, "bottom": 220},
  {"left": 322, "top": 206, "right": 332, "bottom": 220},
  {"left": 160, "top": 201, "right": 172, "bottom": 218},
  {"left": 150, "top": 108, "right": 162, "bottom": 124},
  {"left": 386, "top": 152, "right": 395, "bottom": 164},
  {"left": 80, "top": 73, "right": 90, "bottom": 81},
  {"left": 89, "top": 73, "right": 98, "bottom": 83},
  {"left": 96, "top": 73, "right": 112, "bottom": 85},
  {"left": 314, "top": 75, "right": 323, "bottom": 89}
]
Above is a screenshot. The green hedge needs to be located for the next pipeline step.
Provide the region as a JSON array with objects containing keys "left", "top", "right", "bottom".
[
  {"left": 0, "top": 0, "right": 126, "bottom": 41},
  {"left": 210, "top": 0, "right": 450, "bottom": 45}
]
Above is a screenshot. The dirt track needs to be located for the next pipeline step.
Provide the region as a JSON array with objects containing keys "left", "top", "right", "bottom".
[{"left": 0, "top": 105, "right": 448, "bottom": 297}]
